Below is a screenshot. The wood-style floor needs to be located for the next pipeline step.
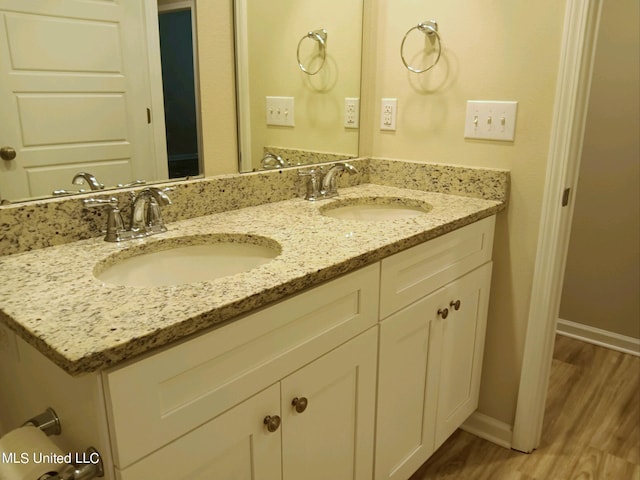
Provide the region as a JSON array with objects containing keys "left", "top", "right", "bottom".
[{"left": 410, "top": 335, "right": 640, "bottom": 480}]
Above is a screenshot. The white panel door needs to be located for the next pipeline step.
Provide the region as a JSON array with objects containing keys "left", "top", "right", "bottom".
[
  {"left": 281, "top": 328, "right": 377, "bottom": 480},
  {"left": 0, "top": 0, "right": 165, "bottom": 201}
]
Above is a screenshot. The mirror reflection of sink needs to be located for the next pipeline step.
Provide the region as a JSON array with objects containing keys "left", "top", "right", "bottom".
[
  {"left": 94, "top": 234, "right": 280, "bottom": 287},
  {"left": 320, "top": 197, "right": 432, "bottom": 221}
]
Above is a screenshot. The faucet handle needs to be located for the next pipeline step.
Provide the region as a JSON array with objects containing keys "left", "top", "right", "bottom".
[
  {"left": 83, "top": 196, "right": 119, "bottom": 208},
  {"left": 298, "top": 168, "right": 324, "bottom": 201},
  {"left": 116, "top": 179, "right": 147, "bottom": 188},
  {"left": 83, "top": 197, "right": 130, "bottom": 242}
]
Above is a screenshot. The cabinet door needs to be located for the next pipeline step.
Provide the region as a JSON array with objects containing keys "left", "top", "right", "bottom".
[
  {"left": 281, "top": 328, "right": 377, "bottom": 480},
  {"left": 375, "top": 262, "right": 493, "bottom": 479},
  {"left": 430, "top": 262, "right": 492, "bottom": 450},
  {"left": 375, "top": 288, "right": 438, "bottom": 480},
  {"left": 116, "top": 384, "right": 282, "bottom": 480}
]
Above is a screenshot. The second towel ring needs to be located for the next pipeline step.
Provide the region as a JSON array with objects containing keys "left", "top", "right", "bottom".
[
  {"left": 297, "top": 29, "right": 327, "bottom": 75},
  {"left": 400, "top": 20, "right": 442, "bottom": 73}
]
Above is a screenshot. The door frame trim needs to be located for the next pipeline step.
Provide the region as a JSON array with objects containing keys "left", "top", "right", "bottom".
[{"left": 511, "top": 0, "right": 603, "bottom": 453}]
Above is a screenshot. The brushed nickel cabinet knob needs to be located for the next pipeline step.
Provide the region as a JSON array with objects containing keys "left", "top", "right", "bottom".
[
  {"left": 292, "top": 397, "right": 309, "bottom": 413},
  {"left": 263, "top": 415, "right": 281, "bottom": 432}
]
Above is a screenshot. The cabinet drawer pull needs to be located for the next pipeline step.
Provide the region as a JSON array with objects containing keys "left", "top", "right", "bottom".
[
  {"left": 437, "top": 308, "right": 449, "bottom": 319},
  {"left": 450, "top": 300, "right": 461, "bottom": 311},
  {"left": 291, "top": 397, "right": 309, "bottom": 413},
  {"left": 263, "top": 415, "right": 281, "bottom": 432}
]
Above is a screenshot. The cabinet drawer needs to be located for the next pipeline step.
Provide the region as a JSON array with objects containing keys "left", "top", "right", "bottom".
[
  {"left": 380, "top": 216, "right": 495, "bottom": 319},
  {"left": 103, "top": 263, "right": 380, "bottom": 468}
]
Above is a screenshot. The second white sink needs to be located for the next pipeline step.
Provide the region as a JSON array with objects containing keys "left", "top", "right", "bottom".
[
  {"left": 320, "top": 197, "right": 432, "bottom": 221},
  {"left": 95, "top": 234, "right": 280, "bottom": 287}
]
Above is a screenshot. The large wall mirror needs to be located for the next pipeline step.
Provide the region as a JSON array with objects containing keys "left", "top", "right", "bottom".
[
  {"left": 0, "top": 0, "right": 365, "bottom": 204},
  {"left": 0, "top": 0, "right": 201, "bottom": 204},
  {"left": 234, "top": 0, "right": 364, "bottom": 172}
]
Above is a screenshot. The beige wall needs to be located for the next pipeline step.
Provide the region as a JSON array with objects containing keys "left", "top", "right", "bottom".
[
  {"left": 365, "top": 1, "right": 566, "bottom": 425},
  {"left": 244, "top": 0, "right": 362, "bottom": 168},
  {"left": 197, "top": 1, "right": 238, "bottom": 176},
  {"left": 201, "top": 1, "right": 571, "bottom": 426},
  {"left": 559, "top": 0, "right": 640, "bottom": 339}
]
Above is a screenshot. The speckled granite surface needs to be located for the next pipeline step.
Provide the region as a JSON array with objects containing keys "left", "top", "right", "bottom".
[
  {"left": 370, "top": 158, "right": 509, "bottom": 203},
  {"left": 262, "top": 146, "right": 355, "bottom": 168},
  {"left": 0, "top": 159, "right": 509, "bottom": 375},
  {"left": 0, "top": 158, "right": 508, "bottom": 256}
]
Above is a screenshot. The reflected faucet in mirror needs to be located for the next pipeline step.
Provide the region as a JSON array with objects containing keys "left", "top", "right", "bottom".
[
  {"left": 52, "top": 172, "right": 105, "bottom": 196},
  {"left": 73, "top": 172, "right": 105, "bottom": 191},
  {"left": 261, "top": 152, "right": 288, "bottom": 169}
]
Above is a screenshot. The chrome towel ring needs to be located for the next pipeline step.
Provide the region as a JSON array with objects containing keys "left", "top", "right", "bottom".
[
  {"left": 297, "top": 28, "right": 327, "bottom": 75},
  {"left": 400, "top": 20, "right": 442, "bottom": 73}
]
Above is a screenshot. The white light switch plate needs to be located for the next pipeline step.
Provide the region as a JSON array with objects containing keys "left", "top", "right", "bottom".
[
  {"left": 464, "top": 100, "right": 518, "bottom": 141},
  {"left": 266, "top": 96, "right": 295, "bottom": 126}
]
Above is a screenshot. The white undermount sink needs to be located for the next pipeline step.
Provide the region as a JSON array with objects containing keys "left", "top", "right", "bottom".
[
  {"left": 320, "top": 197, "right": 432, "bottom": 221},
  {"left": 94, "top": 234, "right": 280, "bottom": 287}
]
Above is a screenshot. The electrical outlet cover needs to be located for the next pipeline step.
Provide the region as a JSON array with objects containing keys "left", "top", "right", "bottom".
[{"left": 381, "top": 98, "right": 397, "bottom": 131}]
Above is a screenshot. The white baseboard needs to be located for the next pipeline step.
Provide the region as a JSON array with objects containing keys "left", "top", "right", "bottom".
[
  {"left": 556, "top": 318, "right": 640, "bottom": 357},
  {"left": 461, "top": 411, "right": 513, "bottom": 449}
]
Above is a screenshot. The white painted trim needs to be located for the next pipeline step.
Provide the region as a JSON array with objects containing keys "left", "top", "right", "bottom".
[
  {"left": 156, "top": 0, "right": 203, "bottom": 177},
  {"left": 157, "top": 0, "right": 193, "bottom": 12},
  {"left": 461, "top": 412, "right": 512, "bottom": 450},
  {"left": 511, "top": 0, "right": 602, "bottom": 454},
  {"left": 143, "top": 0, "right": 169, "bottom": 180},
  {"left": 557, "top": 319, "right": 640, "bottom": 357},
  {"left": 233, "top": 0, "right": 254, "bottom": 172}
]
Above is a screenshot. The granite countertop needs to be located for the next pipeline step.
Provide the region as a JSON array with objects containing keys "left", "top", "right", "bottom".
[{"left": 0, "top": 183, "right": 504, "bottom": 375}]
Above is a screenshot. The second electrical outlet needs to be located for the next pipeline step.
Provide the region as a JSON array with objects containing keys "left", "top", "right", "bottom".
[{"left": 380, "top": 98, "right": 397, "bottom": 131}]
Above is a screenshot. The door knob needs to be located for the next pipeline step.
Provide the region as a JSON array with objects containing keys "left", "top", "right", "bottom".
[
  {"left": 291, "top": 397, "right": 309, "bottom": 413},
  {"left": 450, "top": 300, "right": 461, "bottom": 311},
  {"left": 1, "top": 146, "right": 16, "bottom": 161},
  {"left": 437, "top": 308, "right": 449, "bottom": 319}
]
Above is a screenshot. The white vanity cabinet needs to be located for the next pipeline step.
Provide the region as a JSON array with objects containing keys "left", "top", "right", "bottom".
[
  {"left": 0, "top": 214, "right": 498, "bottom": 480},
  {"left": 375, "top": 216, "right": 495, "bottom": 480},
  {"left": 104, "top": 263, "right": 379, "bottom": 479},
  {"left": 115, "top": 328, "right": 377, "bottom": 480}
]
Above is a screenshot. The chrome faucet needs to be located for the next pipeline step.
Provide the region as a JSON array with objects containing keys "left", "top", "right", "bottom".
[
  {"left": 321, "top": 163, "right": 358, "bottom": 198},
  {"left": 83, "top": 187, "right": 172, "bottom": 242},
  {"left": 130, "top": 187, "right": 172, "bottom": 236},
  {"left": 72, "top": 172, "right": 104, "bottom": 191},
  {"left": 298, "top": 162, "right": 358, "bottom": 200}
]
